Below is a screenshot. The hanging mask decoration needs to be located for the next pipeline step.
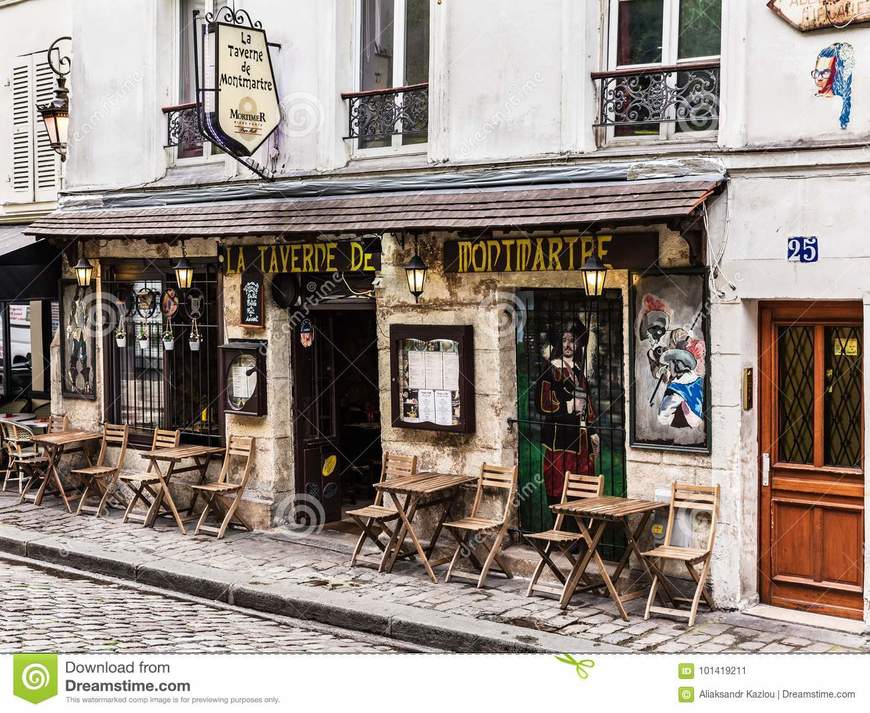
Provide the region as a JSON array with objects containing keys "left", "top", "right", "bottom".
[
  {"left": 300, "top": 319, "right": 314, "bottom": 348},
  {"left": 184, "top": 287, "right": 205, "bottom": 321},
  {"left": 136, "top": 288, "right": 158, "bottom": 318}
]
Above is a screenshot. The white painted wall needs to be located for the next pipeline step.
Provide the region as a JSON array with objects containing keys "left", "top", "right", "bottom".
[{"left": 0, "top": 0, "right": 71, "bottom": 217}]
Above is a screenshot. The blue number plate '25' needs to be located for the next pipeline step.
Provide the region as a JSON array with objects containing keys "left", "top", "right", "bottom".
[{"left": 787, "top": 236, "right": 819, "bottom": 263}]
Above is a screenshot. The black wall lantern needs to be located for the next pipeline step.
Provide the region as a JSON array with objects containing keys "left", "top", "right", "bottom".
[
  {"left": 37, "top": 36, "right": 72, "bottom": 162},
  {"left": 580, "top": 253, "right": 608, "bottom": 297},
  {"left": 173, "top": 241, "right": 194, "bottom": 290},
  {"left": 73, "top": 242, "right": 93, "bottom": 287},
  {"left": 404, "top": 237, "right": 427, "bottom": 303}
]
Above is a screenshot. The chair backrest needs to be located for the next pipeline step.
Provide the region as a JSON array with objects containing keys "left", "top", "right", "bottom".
[
  {"left": 217, "top": 435, "right": 256, "bottom": 487},
  {"left": 95, "top": 423, "right": 129, "bottom": 470},
  {"left": 151, "top": 428, "right": 181, "bottom": 451},
  {"left": 0, "top": 421, "right": 16, "bottom": 448},
  {"left": 144, "top": 429, "right": 180, "bottom": 473},
  {"left": 664, "top": 482, "right": 720, "bottom": 552},
  {"left": 469, "top": 463, "right": 518, "bottom": 523},
  {"left": 552, "top": 472, "right": 604, "bottom": 530},
  {"left": 372, "top": 452, "right": 417, "bottom": 506},
  {"left": 47, "top": 414, "right": 69, "bottom": 433}
]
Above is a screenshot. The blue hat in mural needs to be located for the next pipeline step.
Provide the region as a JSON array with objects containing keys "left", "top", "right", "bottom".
[{"left": 813, "top": 42, "right": 855, "bottom": 129}]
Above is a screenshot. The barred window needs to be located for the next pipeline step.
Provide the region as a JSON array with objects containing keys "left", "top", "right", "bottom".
[{"left": 102, "top": 262, "right": 222, "bottom": 446}]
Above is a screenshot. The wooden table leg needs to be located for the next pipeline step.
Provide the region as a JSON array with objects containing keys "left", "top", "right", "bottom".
[
  {"left": 559, "top": 519, "right": 607, "bottom": 609},
  {"left": 392, "top": 493, "right": 438, "bottom": 583},
  {"left": 378, "top": 492, "right": 410, "bottom": 573}
]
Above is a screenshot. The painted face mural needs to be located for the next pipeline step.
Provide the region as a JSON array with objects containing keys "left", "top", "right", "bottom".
[{"left": 812, "top": 42, "right": 855, "bottom": 129}]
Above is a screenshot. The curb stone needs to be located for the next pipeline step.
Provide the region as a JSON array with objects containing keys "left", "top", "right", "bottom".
[{"left": 0, "top": 523, "right": 624, "bottom": 654}]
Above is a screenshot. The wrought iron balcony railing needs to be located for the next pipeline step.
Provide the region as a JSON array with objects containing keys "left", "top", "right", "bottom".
[
  {"left": 162, "top": 102, "right": 204, "bottom": 159},
  {"left": 342, "top": 82, "right": 429, "bottom": 145},
  {"left": 592, "top": 61, "right": 720, "bottom": 133}
]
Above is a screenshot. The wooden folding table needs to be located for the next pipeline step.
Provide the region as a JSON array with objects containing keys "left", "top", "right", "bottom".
[
  {"left": 136, "top": 445, "right": 225, "bottom": 534},
  {"left": 377, "top": 472, "right": 476, "bottom": 583},
  {"left": 552, "top": 496, "right": 668, "bottom": 620},
  {"left": 20, "top": 430, "right": 101, "bottom": 512}
]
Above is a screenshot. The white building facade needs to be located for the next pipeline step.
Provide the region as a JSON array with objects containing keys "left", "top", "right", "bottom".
[{"left": 11, "top": 0, "right": 870, "bottom": 626}]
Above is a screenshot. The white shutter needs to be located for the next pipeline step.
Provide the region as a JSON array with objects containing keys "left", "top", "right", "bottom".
[
  {"left": 33, "top": 60, "right": 59, "bottom": 200},
  {"left": 11, "top": 61, "right": 34, "bottom": 199}
]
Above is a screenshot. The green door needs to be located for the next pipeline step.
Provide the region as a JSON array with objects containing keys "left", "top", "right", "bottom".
[{"left": 515, "top": 289, "right": 627, "bottom": 559}]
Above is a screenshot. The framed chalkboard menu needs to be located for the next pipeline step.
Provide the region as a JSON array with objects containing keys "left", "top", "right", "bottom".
[
  {"left": 240, "top": 271, "right": 264, "bottom": 328},
  {"left": 389, "top": 324, "right": 475, "bottom": 434}
]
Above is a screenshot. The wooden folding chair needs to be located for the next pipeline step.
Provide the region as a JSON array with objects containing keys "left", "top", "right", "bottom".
[
  {"left": 190, "top": 435, "right": 255, "bottom": 539},
  {"left": 47, "top": 414, "right": 70, "bottom": 433},
  {"left": 524, "top": 472, "right": 604, "bottom": 597},
  {"left": 444, "top": 463, "right": 518, "bottom": 589},
  {"left": 642, "top": 482, "right": 720, "bottom": 627},
  {"left": 73, "top": 423, "right": 129, "bottom": 517},
  {"left": 2, "top": 422, "right": 46, "bottom": 494},
  {"left": 119, "top": 428, "right": 181, "bottom": 525},
  {"left": 347, "top": 452, "right": 417, "bottom": 566}
]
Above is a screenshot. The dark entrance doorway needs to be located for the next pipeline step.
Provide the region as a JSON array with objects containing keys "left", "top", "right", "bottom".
[
  {"left": 514, "top": 288, "right": 627, "bottom": 559},
  {"left": 292, "top": 307, "right": 382, "bottom": 524}
]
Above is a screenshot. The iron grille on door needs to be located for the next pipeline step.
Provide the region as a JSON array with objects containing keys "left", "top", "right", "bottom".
[
  {"left": 514, "top": 289, "right": 627, "bottom": 558},
  {"left": 103, "top": 265, "right": 221, "bottom": 445}
]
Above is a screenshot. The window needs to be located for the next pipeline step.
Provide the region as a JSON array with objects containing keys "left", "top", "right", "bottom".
[
  {"left": 103, "top": 263, "right": 222, "bottom": 445},
  {"left": 0, "top": 300, "right": 57, "bottom": 405},
  {"left": 10, "top": 55, "right": 58, "bottom": 203},
  {"left": 597, "top": 0, "right": 721, "bottom": 138},
  {"left": 166, "top": 0, "right": 223, "bottom": 160},
  {"left": 348, "top": 0, "right": 430, "bottom": 149}
]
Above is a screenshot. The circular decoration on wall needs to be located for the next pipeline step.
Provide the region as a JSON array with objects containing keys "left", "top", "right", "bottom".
[
  {"left": 160, "top": 288, "right": 179, "bottom": 319},
  {"left": 271, "top": 273, "right": 298, "bottom": 309},
  {"left": 135, "top": 288, "right": 158, "bottom": 318},
  {"left": 322, "top": 482, "right": 339, "bottom": 501},
  {"left": 184, "top": 287, "right": 206, "bottom": 321}
]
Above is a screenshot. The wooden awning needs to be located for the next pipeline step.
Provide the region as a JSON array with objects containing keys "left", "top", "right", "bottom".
[{"left": 25, "top": 177, "right": 724, "bottom": 239}]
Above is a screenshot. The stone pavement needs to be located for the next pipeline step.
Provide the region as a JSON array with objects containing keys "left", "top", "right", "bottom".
[
  {"left": 0, "top": 558, "right": 404, "bottom": 653},
  {"left": 1, "top": 495, "right": 867, "bottom": 653}
]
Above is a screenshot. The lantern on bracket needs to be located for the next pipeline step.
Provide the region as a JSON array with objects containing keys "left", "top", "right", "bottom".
[
  {"left": 73, "top": 241, "right": 93, "bottom": 287},
  {"left": 36, "top": 36, "right": 72, "bottom": 161},
  {"left": 173, "top": 242, "right": 194, "bottom": 291},
  {"left": 404, "top": 248, "right": 428, "bottom": 304},
  {"left": 580, "top": 253, "right": 608, "bottom": 297}
]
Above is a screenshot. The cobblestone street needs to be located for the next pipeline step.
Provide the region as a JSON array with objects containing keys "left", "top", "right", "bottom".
[
  {"left": 0, "top": 558, "right": 405, "bottom": 653},
  {"left": 1, "top": 496, "right": 868, "bottom": 654}
]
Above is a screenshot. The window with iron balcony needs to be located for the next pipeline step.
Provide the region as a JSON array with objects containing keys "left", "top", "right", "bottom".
[
  {"left": 343, "top": 0, "right": 430, "bottom": 151},
  {"left": 594, "top": 0, "right": 721, "bottom": 142}
]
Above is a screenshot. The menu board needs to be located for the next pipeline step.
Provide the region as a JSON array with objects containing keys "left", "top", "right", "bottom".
[{"left": 397, "top": 336, "right": 465, "bottom": 428}]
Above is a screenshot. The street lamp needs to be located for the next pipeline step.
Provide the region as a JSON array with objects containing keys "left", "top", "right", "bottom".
[
  {"left": 173, "top": 242, "right": 194, "bottom": 290},
  {"left": 36, "top": 36, "right": 72, "bottom": 161},
  {"left": 580, "top": 253, "right": 608, "bottom": 297},
  {"left": 73, "top": 243, "right": 93, "bottom": 287},
  {"left": 404, "top": 252, "right": 427, "bottom": 303}
]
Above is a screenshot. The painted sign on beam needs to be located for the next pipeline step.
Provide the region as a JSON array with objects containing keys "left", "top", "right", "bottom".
[{"left": 767, "top": 0, "right": 870, "bottom": 31}]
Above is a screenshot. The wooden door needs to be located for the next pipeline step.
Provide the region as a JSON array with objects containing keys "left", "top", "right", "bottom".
[
  {"left": 759, "top": 302, "right": 864, "bottom": 619},
  {"left": 292, "top": 314, "right": 342, "bottom": 524}
]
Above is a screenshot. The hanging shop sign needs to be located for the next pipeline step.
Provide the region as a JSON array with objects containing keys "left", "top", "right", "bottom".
[
  {"left": 223, "top": 240, "right": 381, "bottom": 274},
  {"left": 443, "top": 233, "right": 658, "bottom": 273},
  {"left": 767, "top": 0, "right": 870, "bottom": 31},
  {"left": 240, "top": 270, "right": 265, "bottom": 328},
  {"left": 212, "top": 19, "right": 280, "bottom": 156}
]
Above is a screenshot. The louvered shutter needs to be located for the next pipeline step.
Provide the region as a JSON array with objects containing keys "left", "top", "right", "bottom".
[
  {"left": 33, "top": 60, "right": 59, "bottom": 201},
  {"left": 11, "top": 61, "right": 34, "bottom": 199}
]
